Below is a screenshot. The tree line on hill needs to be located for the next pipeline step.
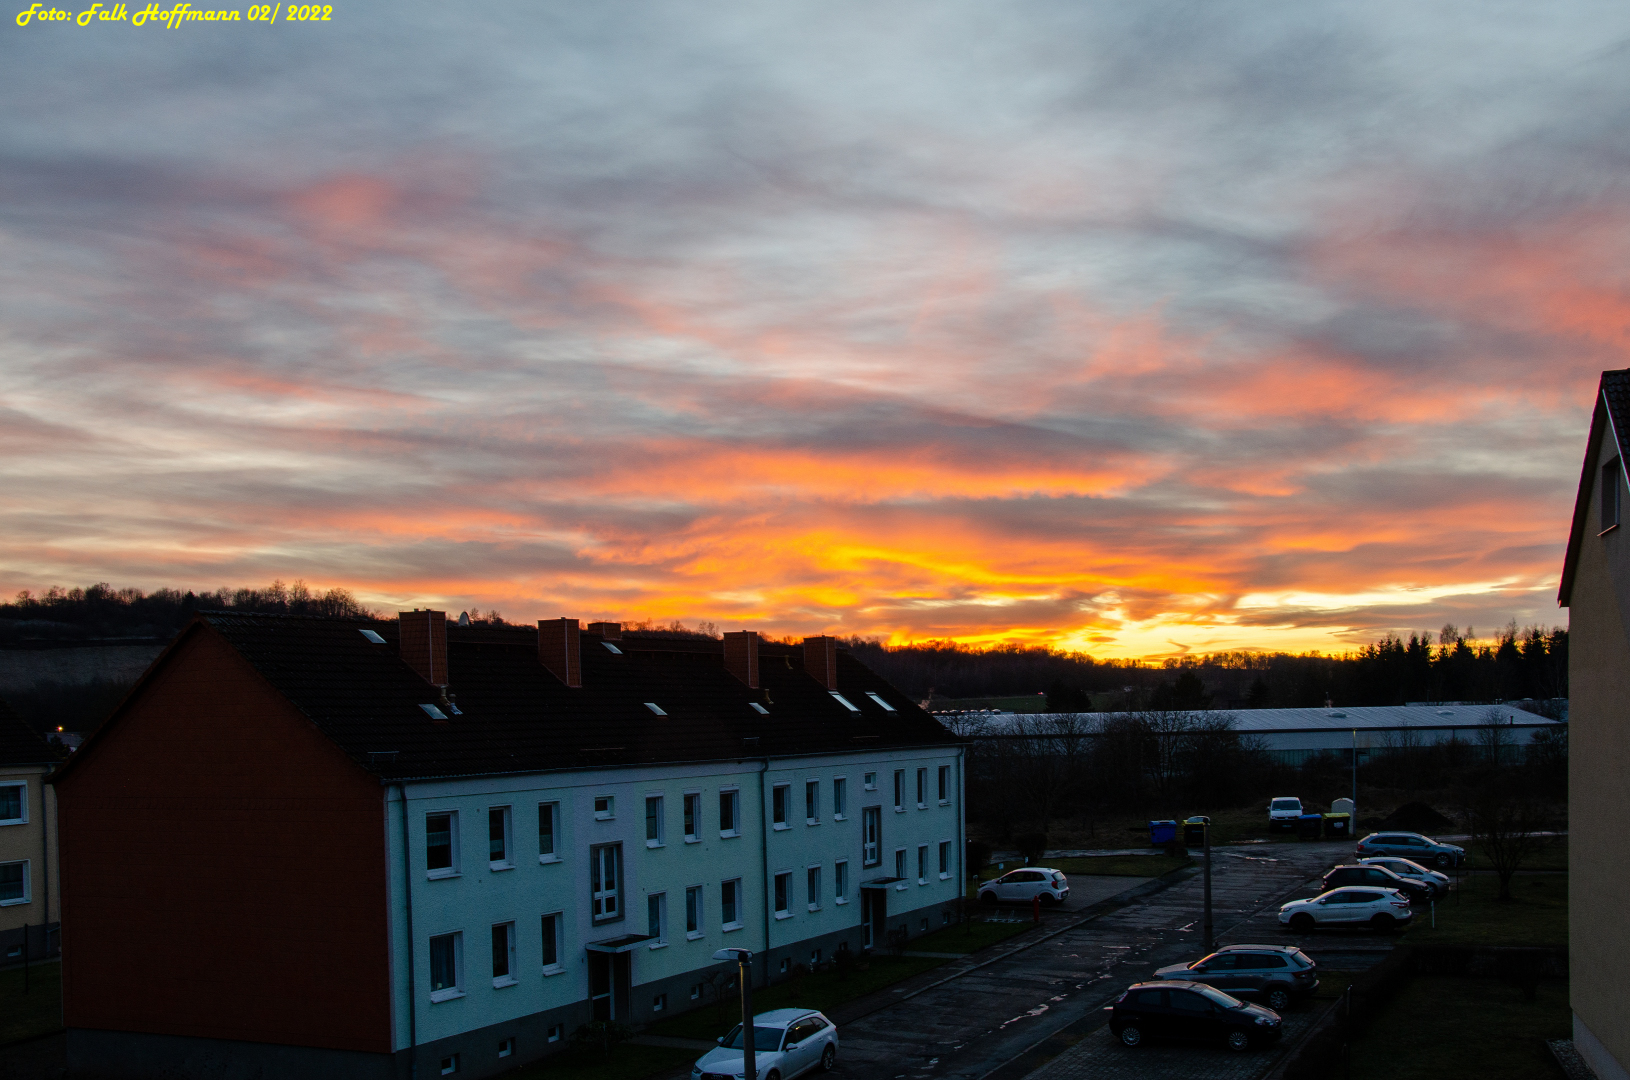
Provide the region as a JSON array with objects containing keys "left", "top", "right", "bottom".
[{"left": 1, "top": 581, "right": 373, "bottom": 643}]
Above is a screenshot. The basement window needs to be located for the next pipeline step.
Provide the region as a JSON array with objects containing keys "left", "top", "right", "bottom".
[
  {"left": 864, "top": 692, "right": 896, "bottom": 712},
  {"left": 830, "top": 692, "right": 861, "bottom": 712},
  {"left": 358, "top": 628, "right": 387, "bottom": 644},
  {"left": 645, "top": 702, "right": 668, "bottom": 716}
]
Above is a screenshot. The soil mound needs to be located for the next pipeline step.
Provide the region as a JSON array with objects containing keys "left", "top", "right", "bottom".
[{"left": 1378, "top": 802, "right": 1453, "bottom": 833}]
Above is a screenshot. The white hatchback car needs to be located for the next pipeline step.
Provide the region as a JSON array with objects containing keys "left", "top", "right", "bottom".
[
  {"left": 692, "top": 1008, "right": 838, "bottom": 1080},
  {"left": 978, "top": 867, "right": 1070, "bottom": 906},
  {"left": 1279, "top": 886, "right": 1413, "bottom": 932}
]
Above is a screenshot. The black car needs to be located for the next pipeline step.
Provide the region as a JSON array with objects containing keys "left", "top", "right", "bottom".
[
  {"left": 1153, "top": 945, "right": 1319, "bottom": 1011},
  {"left": 1322, "top": 863, "right": 1434, "bottom": 903},
  {"left": 1105, "top": 980, "right": 1283, "bottom": 1052}
]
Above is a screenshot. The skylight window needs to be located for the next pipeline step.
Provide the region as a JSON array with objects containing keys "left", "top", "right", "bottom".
[
  {"left": 602, "top": 642, "right": 623, "bottom": 654},
  {"left": 749, "top": 702, "right": 769, "bottom": 715},
  {"left": 358, "top": 629, "right": 387, "bottom": 644},
  {"left": 420, "top": 704, "right": 449, "bottom": 720},
  {"left": 644, "top": 702, "right": 667, "bottom": 716},
  {"left": 865, "top": 692, "right": 896, "bottom": 712},
  {"left": 830, "top": 692, "right": 860, "bottom": 713}
]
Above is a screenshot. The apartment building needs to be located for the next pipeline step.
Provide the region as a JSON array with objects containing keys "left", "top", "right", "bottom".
[
  {"left": 51, "top": 610, "right": 962, "bottom": 1079},
  {"left": 0, "top": 695, "right": 61, "bottom": 965}
]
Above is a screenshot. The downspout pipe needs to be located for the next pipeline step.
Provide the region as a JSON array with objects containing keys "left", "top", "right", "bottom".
[
  {"left": 757, "top": 758, "right": 770, "bottom": 994},
  {"left": 396, "top": 783, "right": 417, "bottom": 1080}
]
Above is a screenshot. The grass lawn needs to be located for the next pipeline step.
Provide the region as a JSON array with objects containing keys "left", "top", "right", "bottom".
[
  {"left": 1349, "top": 976, "right": 1569, "bottom": 1080},
  {"left": 1403, "top": 872, "right": 1566, "bottom": 947},
  {"left": 976, "top": 854, "right": 1191, "bottom": 883},
  {"left": 1465, "top": 845, "right": 1568, "bottom": 872},
  {"left": 644, "top": 955, "right": 948, "bottom": 1042},
  {"left": 0, "top": 960, "right": 63, "bottom": 1045},
  {"left": 502, "top": 1042, "right": 697, "bottom": 1080},
  {"left": 906, "top": 919, "right": 1033, "bottom": 954}
]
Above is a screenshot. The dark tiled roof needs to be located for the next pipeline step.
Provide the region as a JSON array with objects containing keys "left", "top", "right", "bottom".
[
  {"left": 95, "top": 613, "right": 957, "bottom": 782},
  {"left": 1561, "top": 369, "right": 1630, "bottom": 605},
  {"left": 0, "top": 694, "right": 62, "bottom": 767}
]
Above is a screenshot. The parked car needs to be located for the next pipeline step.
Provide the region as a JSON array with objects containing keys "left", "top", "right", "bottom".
[
  {"left": 1322, "top": 863, "right": 1434, "bottom": 904},
  {"left": 1278, "top": 886, "right": 1413, "bottom": 932},
  {"left": 1105, "top": 980, "right": 1283, "bottom": 1052},
  {"left": 1268, "top": 797, "right": 1303, "bottom": 831},
  {"left": 979, "top": 867, "right": 1070, "bottom": 906},
  {"left": 1354, "top": 831, "right": 1465, "bottom": 868},
  {"left": 693, "top": 1009, "right": 838, "bottom": 1080},
  {"left": 1153, "top": 945, "right": 1319, "bottom": 1011},
  {"left": 1357, "top": 856, "right": 1450, "bottom": 898}
]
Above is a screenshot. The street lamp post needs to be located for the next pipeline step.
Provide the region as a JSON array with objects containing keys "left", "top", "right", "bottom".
[{"left": 713, "top": 948, "right": 755, "bottom": 1079}]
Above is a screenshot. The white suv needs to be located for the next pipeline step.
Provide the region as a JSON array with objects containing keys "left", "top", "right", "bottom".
[
  {"left": 1279, "top": 886, "right": 1412, "bottom": 932},
  {"left": 979, "top": 867, "right": 1070, "bottom": 906},
  {"left": 1268, "top": 797, "right": 1303, "bottom": 831}
]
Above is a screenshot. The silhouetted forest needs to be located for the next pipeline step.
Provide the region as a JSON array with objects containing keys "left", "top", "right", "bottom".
[{"left": 0, "top": 581, "right": 374, "bottom": 643}]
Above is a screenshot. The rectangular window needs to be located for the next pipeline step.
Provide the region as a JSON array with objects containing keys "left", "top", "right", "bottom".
[
  {"left": 916, "top": 768, "right": 927, "bottom": 807},
  {"left": 805, "top": 780, "right": 819, "bottom": 823},
  {"left": 721, "top": 878, "right": 743, "bottom": 930},
  {"left": 0, "top": 783, "right": 25, "bottom": 825},
  {"left": 440, "top": 1054, "right": 459, "bottom": 1076},
  {"left": 938, "top": 765, "right": 951, "bottom": 803},
  {"left": 833, "top": 778, "right": 847, "bottom": 819},
  {"left": 498, "top": 1038, "right": 514, "bottom": 1058},
  {"left": 547, "top": 1025, "right": 564, "bottom": 1043},
  {"left": 594, "top": 795, "right": 615, "bottom": 820},
  {"left": 864, "top": 772, "right": 876, "bottom": 790},
  {"left": 648, "top": 892, "right": 667, "bottom": 943},
  {"left": 646, "top": 795, "right": 665, "bottom": 846},
  {"left": 1606, "top": 457, "right": 1623, "bottom": 532},
  {"left": 862, "top": 807, "right": 881, "bottom": 866},
  {"left": 683, "top": 793, "right": 700, "bottom": 841},
  {"left": 774, "top": 872, "right": 791, "bottom": 916},
  {"left": 917, "top": 844, "right": 929, "bottom": 884},
  {"left": 772, "top": 784, "right": 790, "bottom": 828},
  {"left": 939, "top": 840, "right": 952, "bottom": 877},
  {"left": 719, "top": 789, "right": 739, "bottom": 836},
  {"left": 491, "top": 922, "right": 516, "bottom": 986},
  {"left": 0, "top": 861, "right": 28, "bottom": 906},
  {"left": 591, "top": 843, "right": 622, "bottom": 922},
  {"left": 895, "top": 848, "right": 907, "bottom": 879},
  {"left": 686, "top": 885, "right": 703, "bottom": 938},
  {"left": 426, "top": 811, "right": 458, "bottom": 878},
  {"left": 541, "top": 912, "right": 563, "bottom": 971},
  {"left": 834, "top": 859, "right": 848, "bottom": 903},
  {"left": 537, "top": 802, "right": 558, "bottom": 860},
  {"left": 489, "top": 806, "right": 512, "bottom": 868},
  {"left": 893, "top": 770, "right": 905, "bottom": 811},
  {"left": 429, "top": 932, "right": 463, "bottom": 1001},
  {"left": 653, "top": 993, "right": 667, "bottom": 1012},
  {"left": 807, "top": 866, "right": 821, "bottom": 911}
]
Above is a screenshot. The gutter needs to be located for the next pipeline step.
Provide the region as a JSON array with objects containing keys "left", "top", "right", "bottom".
[
  {"left": 757, "top": 757, "right": 770, "bottom": 992},
  {"left": 395, "top": 783, "right": 417, "bottom": 1080}
]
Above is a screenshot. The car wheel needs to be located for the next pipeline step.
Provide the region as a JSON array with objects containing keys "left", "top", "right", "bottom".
[
  {"left": 1119, "top": 1025, "right": 1143, "bottom": 1048},
  {"left": 1266, "top": 988, "right": 1291, "bottom": 1011},
  {"left": 980, "top": 891, "right": 997, "bottom": 906},
  {"left": 1370, "top": 913, "right": 1395, "bottom": 931},
  {"left": 1289, "top": 913, "right": 1315, "bottom": 933},
  {"left": 1435, "top": 854, "right": 1452, "bottom": 869},
  {"left": 821, "top": 1044, "right": 836, "bottom": 1071},
  {"left": 1226, "top": 1030, "right": 1251, "bottom": 1053}
]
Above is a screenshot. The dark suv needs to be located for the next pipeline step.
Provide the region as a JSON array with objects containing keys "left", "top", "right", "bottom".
[
  {"left": 1153, "top": 945, "right": 1318, "bottom": 1011},
  {"left": 1322, "top": 863, "right": 1433, "bottom": 903}
]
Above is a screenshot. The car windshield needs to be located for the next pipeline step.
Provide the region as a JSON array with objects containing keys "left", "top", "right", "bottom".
[
  {"left": 1193, "top": 984, "right": 1246, "bottom": 1009},
  {"left": 720, "top": 1025, "right": 786, "bottom": 1051},
  {"left": 1272, "top": 800, "right": 1299, "bottom": 810}
]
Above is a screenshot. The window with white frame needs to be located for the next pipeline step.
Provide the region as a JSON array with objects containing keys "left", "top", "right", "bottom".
[
  {"left": 721, "top": 878, "right": 743, "bottom": 930},
  {"left": 591, "top": 843, "right": 622, "bottom": 922},
  {"left": 894, "top": 848, "right": 907, "bottom": 879},
  {"left": 864, "top": 771, "right": 876, "bottom": 790},
  {"left": 547, "top": 1024, "right": 564, "bottom": 1042},
  {"left": 646, "top": 795, "right": 665, "bottom": 846},
  {"left": 893, "top": 770, "right": 905, "bottom": 811},
  {"left": 426, "top": 811, "right": 458, "bottom": 878},
  {"left": 498, "top": 1038, "right": 514, "bottom": 1058},
  {"left": 541, "top": 911, "right": 563, "bottom": 973},
  {"left": 917, "top": 844, "right": 929, "bottom": 884},
  {"left": 862, "top": 807, "right": 881, "bottom": 866},
  {"left": 683, "top": 792, "right": 701, "bottom": 841},
  {"left": 429, "top": 931, "right": 463, "bottom": 1001},
  {"left": 833, "top": 778, "right": 847, "bottom": 819},
  {"left": 0, "top": 783, "right": 25, "bottom": 826},
  {"left": 719, "top": 789, "right": 740, "bottom": 837},
  {"left": 939, "top": 765, "right": 951, "bottom": 803},
  {"left": 685, "top": 885, "right": 703, "bottom": 938},
  {"left": 807, "top": 865, "right": 821, "bottom": 911},
  {"left": 594, "top": 795, "right": 615, "bottom": 820},
  {"left": 774, "top": 871, "right": 792, "bottom": 917},
  {"left": 834, "top": 859, "right": 848, "bottom": 903},
  {"left": 491, "top": 922, "right": 516, "bottom": 987},
  {"left": 916, "top": 768, "right": 927, "bottom": 808},
  {"left": 772, "top": 784, "right": 790, "bottom": 828},
  {"left": 653, "top": 992, "right": 667, "bottom": 1012},
  {"left": 538, "top": 802, "right": 559, "bottom": 861},
  {"left": 0, "top": 861, "right": 28, "bottom": 906},
  {"left": 865, "top": 691, "right": 896, "bottom": 712},
  {"left": 805, "top": 780, "right": 819, "bottom": 824},
  {"left": 939, "top": 840, "right": 952, "bottom": 878},
  {"left": 488, "top": 806, "right": 512, "bottom": 869},
  {"left": 440, "top": 1054, "right": 459, "bottom": 1075},
  {"left": 648, "top": 892, "right": 667, "bottom": 944}
]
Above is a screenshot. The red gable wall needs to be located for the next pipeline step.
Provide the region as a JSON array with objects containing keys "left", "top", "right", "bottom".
[{"left": 55, "top": 624, "right": 392, "bottom": 1052}]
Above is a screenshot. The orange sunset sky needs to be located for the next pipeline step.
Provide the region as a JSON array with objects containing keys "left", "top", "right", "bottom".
[{"left": 4, "top": 3, "right": 1625, "bottom": 658}]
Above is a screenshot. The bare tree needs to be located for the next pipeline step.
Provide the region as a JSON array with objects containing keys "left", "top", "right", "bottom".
[
  {"left": 1464, "top": 785, "right": 1550, "bottom": 900},
  {"left": 1475, "top": 707, "right": 1517, "bottom": 767}
]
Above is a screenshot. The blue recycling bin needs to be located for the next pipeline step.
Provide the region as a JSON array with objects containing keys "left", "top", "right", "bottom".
[
  {"left": 1149, "top": 819, "right": 1179, "bottom": 845},
  {"left": 1297, "top": 813, "right": 1323, "bottom": 840}
]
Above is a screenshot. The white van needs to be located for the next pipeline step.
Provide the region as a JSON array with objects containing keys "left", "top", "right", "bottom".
[{"left": 1268, "top": 797, "right": 1303, "bottom": 831}]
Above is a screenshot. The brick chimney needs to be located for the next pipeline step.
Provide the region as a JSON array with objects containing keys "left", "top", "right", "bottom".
[
  {"left": 803, "top": 636, "right": 837, "bottom": 690},
  {"left": 724, "top": 631, "right": 760, "bottom": 688},
  {"left": 399, "top": 610, "right": 448, "bottom": 687},
  {"left": 539, "top": 618, "right": 582, "bottom": 688},
  {"left": 588, "top": 622, "right": 621, "bottom": 641}
]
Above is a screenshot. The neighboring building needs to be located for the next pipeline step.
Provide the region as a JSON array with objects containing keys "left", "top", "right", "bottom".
[
  {"left": 51, "top": 611, "right": 963, "bottom": 1080},
  {"left": 1559, "top": 368, "right": 1630, "bottom": 1080},
  {"left": 0, "top": 693, "right": 62, "bottom": 964}
]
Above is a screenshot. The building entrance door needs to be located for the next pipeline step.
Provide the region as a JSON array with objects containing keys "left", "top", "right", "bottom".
[
  {"left": 589, "top": 952, "right": 613, "bottom": 1020},
  {"left": 861, "top": 889, "right": 885, "bottom": 949}
]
